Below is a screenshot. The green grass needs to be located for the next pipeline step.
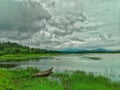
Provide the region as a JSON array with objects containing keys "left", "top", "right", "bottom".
[
  {"left": 0, "top": 53, "right": 60, "bottom": 62},
  {"left": 0, "top": 68, "right": 120, "bottom": 90},
  {"left": 0, "top": 68, "right": 63, "bottom": 90},
  {"left": 55, "top": 71, "right": 120, "bottom": 90}
]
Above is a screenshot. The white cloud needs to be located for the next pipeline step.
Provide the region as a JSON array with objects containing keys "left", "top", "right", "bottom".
[{"left": 0, "top": 0, "right": 120, "bottom": 50}]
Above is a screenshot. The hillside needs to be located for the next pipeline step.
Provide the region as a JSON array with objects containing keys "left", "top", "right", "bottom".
[
  {"left": 0, "top": 42, "right": 49, "bottom": 55},
  {"left": 0, "top": 42, "right": 119, "bottom": 55},
  {"left": 58, "top": 48, "right": 120, "bottom": 53}
]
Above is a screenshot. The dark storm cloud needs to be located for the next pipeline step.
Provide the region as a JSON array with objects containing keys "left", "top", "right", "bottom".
[{"left": 0, "top": 0, "right": 51, "bottom": 39}]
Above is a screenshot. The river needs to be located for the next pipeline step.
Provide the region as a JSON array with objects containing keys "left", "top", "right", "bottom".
[{"left": 0, "top": 54, "right": 120, "bottom": 81}]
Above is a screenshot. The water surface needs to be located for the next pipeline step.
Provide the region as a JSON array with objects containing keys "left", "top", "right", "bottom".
[{"left": 0, "top": 54, "right": 120, "bottom": 81}]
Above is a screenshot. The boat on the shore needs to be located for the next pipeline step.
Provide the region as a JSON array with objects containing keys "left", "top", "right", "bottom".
[{"left": 31, "top": 67, "right": 54, "bottom": 77}]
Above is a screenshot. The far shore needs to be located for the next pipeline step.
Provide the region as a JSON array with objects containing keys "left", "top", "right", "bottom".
[
  {"left": 0, "top": 53, "right": 61, "bottom": 62},
  {"left": 0, "top": 53, "right": 119, "bottom": 62}
]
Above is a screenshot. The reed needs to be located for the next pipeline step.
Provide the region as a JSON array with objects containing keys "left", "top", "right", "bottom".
[{"left": 0, "top": 68, "right": 120, "bottom": 90}]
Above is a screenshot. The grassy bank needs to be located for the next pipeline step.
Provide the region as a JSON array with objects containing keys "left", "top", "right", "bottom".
[
  {"left": 0, "top": 68, "right": 63, "bottom": 90},
  {"left": 0, "top": 53, "right": 60, "bottom": 62},
  {"left": 0, "top": 68, "right": 120, "bottom": 90}
]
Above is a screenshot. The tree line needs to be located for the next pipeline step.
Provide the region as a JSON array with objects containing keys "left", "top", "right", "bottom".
[{"left": 0, "top": 42, "right": 49, "bottom": 55}]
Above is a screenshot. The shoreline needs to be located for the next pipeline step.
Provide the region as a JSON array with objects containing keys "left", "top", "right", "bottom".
[
  {"left": 0, "top": 53, "right": 119, "bottom": 62},
  {"left": 0, "top": 53, "right": 60, "bottom": 62},
  {"left": 0, "top": 68, "right": 120, "bottom": 90}
]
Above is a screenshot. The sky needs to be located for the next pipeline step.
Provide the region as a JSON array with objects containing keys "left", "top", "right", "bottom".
[{"left": 0, "top": 0, "right": 120, "bottom": 50}]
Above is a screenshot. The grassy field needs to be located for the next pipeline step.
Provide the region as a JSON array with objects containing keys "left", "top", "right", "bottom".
[
  {"left": 0, "top": 53, "right": 60, "bottom": 62},
  {"left": 0, "top": 68, "right": 63, "bottom": 90},
  {"left": 0, "top": 68, "right": 120, "bottom": 90}
]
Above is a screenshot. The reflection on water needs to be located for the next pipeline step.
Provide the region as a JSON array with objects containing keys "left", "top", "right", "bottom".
[{"left": 0, "top": 54, "right": 120, "bottom": 81}]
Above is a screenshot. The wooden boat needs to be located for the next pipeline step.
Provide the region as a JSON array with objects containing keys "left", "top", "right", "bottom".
[{"left": 31, "top": 67, "right": 54, "bottom": 77}]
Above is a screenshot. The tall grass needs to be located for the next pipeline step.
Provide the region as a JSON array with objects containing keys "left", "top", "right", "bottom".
[
  {"left": 0, "top": 68, "right": 63, "bottom": 90},
  {"left": 52, "top": 71, "right": 120, "bottom": 90},
  {"left": 0, "top": 68, "right": 120, "bottom": 90}
]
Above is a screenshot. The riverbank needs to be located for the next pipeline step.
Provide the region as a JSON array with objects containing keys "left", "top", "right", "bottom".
[
  {"left": 1, "top": 53, "right": 119, "bottom": 62},
  {"left": 0, "top": 68, "right": 120, "bottom": 90},
  {"left": 0, "top": 53, "right": 60, "bottom": 62}
]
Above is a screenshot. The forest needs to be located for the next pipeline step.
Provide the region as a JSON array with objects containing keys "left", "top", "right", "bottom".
[{"left": 0, "top": 41, "right": 49, "bottom": 55}]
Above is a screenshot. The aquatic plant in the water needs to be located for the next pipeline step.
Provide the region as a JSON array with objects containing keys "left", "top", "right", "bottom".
[{"left": 83, "top": 56, "right": 101, "bottom": 60}]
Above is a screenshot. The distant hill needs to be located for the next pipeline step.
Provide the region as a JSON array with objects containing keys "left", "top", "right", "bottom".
[
  {"left": 58, "top": 48, "right": 120, "bottom": 53},
  {"left": 58, "top": 48, "right": 87, "bottom": 53}
]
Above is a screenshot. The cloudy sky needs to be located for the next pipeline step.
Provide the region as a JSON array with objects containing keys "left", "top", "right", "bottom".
[{"left": 0, "top": 0, "right": 120, "bottom": 50}]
